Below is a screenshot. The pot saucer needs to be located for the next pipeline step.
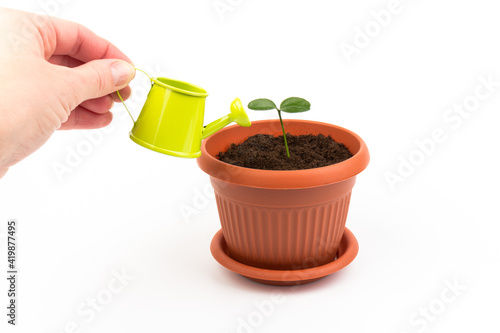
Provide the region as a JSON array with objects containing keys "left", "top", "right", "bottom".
[{"left": 210, "top": 228, "right": 359, "bottom": 286}]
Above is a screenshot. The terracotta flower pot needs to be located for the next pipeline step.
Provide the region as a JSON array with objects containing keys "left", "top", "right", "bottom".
[{"left": 197, "top": 120, "right": 369, "bottom": 282}]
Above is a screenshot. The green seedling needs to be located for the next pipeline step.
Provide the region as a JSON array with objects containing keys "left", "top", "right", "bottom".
[{"left": 248, "top": 97, "right": 311, "bottom": 157}]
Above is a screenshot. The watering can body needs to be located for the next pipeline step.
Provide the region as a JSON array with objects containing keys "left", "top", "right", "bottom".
[{"left": 128, "top": 77, "right": 250, "bottom": 158}]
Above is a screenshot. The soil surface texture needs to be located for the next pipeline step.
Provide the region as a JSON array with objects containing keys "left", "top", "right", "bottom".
[{"left": 216, "top": 134, "right": 353, "bottom": 170}]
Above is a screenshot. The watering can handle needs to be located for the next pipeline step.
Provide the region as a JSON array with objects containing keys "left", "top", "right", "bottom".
[{"left": 116, "top": 68, "right": 153, "bottom": 123}]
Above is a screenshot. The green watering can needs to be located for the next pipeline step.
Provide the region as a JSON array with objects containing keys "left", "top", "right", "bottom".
[{"left": 119, "top": 73, "right": 251, "bottom": 158}]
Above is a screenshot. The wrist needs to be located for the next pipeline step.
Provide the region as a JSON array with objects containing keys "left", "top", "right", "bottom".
[
  {"left": 0, "top": 121, "right": 14, "bottom": 176},
  {"left": 0, "top": 167, "right": 7, "bottom": 179}
]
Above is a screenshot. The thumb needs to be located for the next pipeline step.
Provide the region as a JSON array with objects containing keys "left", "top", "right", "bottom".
[{"left": 70, "top": 59, "right": 135, "bottom": 102}]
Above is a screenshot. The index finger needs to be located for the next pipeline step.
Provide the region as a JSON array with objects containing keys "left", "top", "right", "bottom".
[{"left": 43, "top": 16, "right": 133, "bottom": 64}]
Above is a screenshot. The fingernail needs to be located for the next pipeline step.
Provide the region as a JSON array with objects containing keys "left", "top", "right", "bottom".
[{"left": 111, "top": 61, "right": 134, "bottom": 86}]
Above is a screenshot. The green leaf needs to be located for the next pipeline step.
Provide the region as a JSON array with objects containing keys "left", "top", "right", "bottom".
[
  {"left": 280, "top": 97, "right": 311, "bottom": 113},
  {"left": 248, "top": 98, "right": 277, "bottom": 110}
]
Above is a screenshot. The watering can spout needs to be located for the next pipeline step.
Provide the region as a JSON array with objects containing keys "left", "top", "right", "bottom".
[{"left": 201, "top": 98, "right": 251, "bottom": 140}]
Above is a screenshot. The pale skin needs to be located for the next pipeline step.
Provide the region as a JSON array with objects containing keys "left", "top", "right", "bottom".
[{"left": 0, "top": 8, "right": 135, "bottom": 178}]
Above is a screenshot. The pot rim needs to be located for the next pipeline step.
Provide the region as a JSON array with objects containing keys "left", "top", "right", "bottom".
[{"left": 197, "top": 119, "right": 369, "bottom": 189}]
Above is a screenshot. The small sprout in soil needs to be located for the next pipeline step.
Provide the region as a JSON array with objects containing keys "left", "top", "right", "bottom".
[{"left": 247, "top": 97, "right": 310, "bottom": 157}]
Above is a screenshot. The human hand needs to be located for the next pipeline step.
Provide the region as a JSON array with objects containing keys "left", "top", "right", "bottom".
[{"left": 0, "top": 8, "right": 135, "bottom": 178}]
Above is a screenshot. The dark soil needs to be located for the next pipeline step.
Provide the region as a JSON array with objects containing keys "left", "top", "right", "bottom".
[{"left": 216, "top": 134, "right": 353, "bottom": 170}]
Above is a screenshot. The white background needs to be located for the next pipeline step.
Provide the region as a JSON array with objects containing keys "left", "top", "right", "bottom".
[{"left": 1, "top": 0, "right": 499, "bottom": 332}]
